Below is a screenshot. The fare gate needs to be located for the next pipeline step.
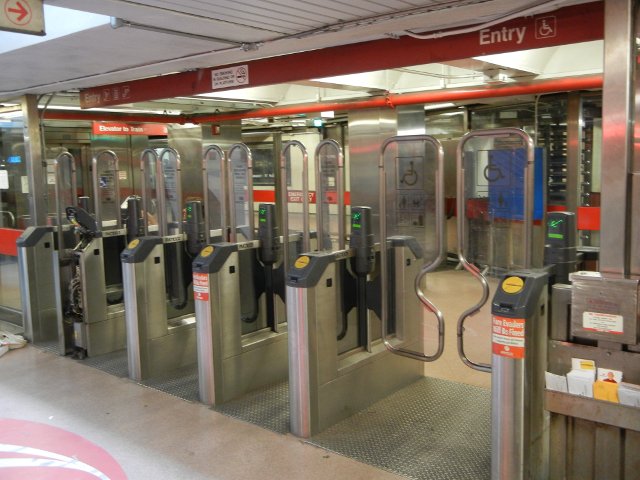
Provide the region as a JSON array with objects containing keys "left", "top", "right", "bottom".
[
  {"left": 287, "top": 135, "right": 446, "bottom": 437},
  {"left": 122, "top": 148, "right": 202, "bottom": 381},
  {"left": 193, "top": 141, "right": 321, "bottom": 406},
  {"left": 455, "top": 128, "right": 549, "bottom": 479}
]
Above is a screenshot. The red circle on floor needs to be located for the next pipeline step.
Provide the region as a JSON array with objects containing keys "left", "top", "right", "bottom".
[{"left": 0, "top": 418, "right": 127, "bottom": 479}]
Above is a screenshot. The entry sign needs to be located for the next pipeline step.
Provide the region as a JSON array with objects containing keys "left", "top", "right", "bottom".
[{"left": 1, "top": 0, "right": 45, "bottom": 36}]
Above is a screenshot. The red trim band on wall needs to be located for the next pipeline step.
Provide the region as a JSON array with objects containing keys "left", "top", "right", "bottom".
[
  {"left": 0, "top": 228, "right": 23, "bottom": 256},
  {"left": 577, "top": 206, "right": 600, "bottom": 231}
]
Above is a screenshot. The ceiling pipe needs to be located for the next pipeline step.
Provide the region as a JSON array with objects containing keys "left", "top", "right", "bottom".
[
  {"left": 189, "top": 75, "right": 603, "bottom": 123},
  {"left": 42, "top": 75, "right": 602, "bottom": 124}
]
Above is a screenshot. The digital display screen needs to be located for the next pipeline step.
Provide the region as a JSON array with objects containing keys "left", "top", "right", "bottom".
[
  {"left": 548, "top": 218, "right": 564, "bottom": 239},
  {"left": 7, "top": 155, "right": 21, "bottom": 164},
  {"left": 352, "top": 211, "right": 362, "bottom": 229}
]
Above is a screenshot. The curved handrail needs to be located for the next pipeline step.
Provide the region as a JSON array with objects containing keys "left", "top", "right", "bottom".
[
  {"left": 0, "top": 210, "right": 15, "bottom": 227},
  {"left": 227, "top": 143, "right": 253, "bottom": 243},
  {"left": 280, "top": 140, "right": 309, "bottom": 277},
  {"left": 202, "top": 145, "right": 227, "bottom": 243},
  {"left": 379, "top": 134, "right": 446, "bottom": 362},
  {"left": 314, "top": 139, "right": 345, "bottom": 251},
  {"left": 455, "top": 127, "right": 534, "bottom": 373}
]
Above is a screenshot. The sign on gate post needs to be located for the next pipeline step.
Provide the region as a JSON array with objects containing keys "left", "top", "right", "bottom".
[
  {"left": 491, "top": 270, "right": 549, "bottom": 480},
  {"left": 1, "top": 0, "right": 45, "bottom": 35}
]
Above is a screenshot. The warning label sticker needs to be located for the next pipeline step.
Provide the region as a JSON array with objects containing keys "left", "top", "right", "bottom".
[
  {"left": 583, "top": 311, "right": 624, "bottom": 335},
  {"left": 193, "top": 272, "right": 209, "bottom": 301},
  {"left": 492, "top": 315, "right": 525, "bottom": 359}
]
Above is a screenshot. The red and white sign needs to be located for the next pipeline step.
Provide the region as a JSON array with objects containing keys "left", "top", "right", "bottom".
[
  {"left": 1, "top": 0, "right": 44, "bottom": 35},
  {"left": 287, "top": 190, "right": 316, "bottom": 204},
  {"left": 492, "top": 315, "right": 525, "bottom": 359},
  {"left": 478, "top": 15, "right": 558, "bottom": 47},
  {"left": 193, "top": 272, "right": 209, "bottom": 301},
  {"left": 0, "top": 418, "right": 126, "bottom": 479},
  {"left": 92, "top": 122, "right": 167, "bottom": 136},
  {"left": 583, "top": 311, "right": 624, "bottom": 335}
]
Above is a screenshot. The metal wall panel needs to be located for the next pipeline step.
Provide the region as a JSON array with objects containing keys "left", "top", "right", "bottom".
[
  {"left": 347, "top": 108, "right": 397, "bottom": 241},
  {"left": 22, "top": 95, "right": 46, "bottom": 226},
  {"left": 600, "top": 0, "right": 635, "bottom": 275}
]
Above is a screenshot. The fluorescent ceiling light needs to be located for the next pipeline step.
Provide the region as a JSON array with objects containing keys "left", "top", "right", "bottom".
[
  {"left": 0, "top": 110, "right": 22, "bottom": 119},
  {"left": 424, "top": 103, "right": 456, "bottom": 110}
]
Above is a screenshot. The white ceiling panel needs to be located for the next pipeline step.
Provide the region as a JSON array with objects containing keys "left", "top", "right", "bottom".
[{"left": 0, "top": 0, "right": 598, "bottom": 103}]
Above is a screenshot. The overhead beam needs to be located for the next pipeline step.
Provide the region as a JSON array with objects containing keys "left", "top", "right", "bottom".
[{"left": 80, "top": 2, "right": 604, "bottom": 109}]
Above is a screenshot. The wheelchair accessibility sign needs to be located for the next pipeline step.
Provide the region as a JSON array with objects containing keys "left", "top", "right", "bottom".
[{"left": 535, "top": 16, "right": 556, "bottom": 39}]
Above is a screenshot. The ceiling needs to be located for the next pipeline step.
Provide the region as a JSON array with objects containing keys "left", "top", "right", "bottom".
[{"left": 0, "top": 0, "right": 600, "bottom": 118}]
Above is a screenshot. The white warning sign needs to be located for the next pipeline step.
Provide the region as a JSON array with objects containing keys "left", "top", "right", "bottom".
[{"left": 212, "top": 65, "right": 249, "bottom": 90}]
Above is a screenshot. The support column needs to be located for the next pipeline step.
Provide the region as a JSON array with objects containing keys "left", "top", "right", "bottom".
[
  {"left": 600, "top": 0, "right": 635, "bottom": 276},
  {"left": 21, "top": 94, "right": 46, "bottom": 226}
]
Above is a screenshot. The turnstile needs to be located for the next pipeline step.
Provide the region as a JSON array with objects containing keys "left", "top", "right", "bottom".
[
  {"left": 287, "top": 135, "right": 446, "bottom": 437},
  {"left": 455, "top": 128, "right": 551, "bottom": 480},
  {"left": 122, "top": 148, "right": 204, "bottom": 380},
  {"left": 193, "top": 141, "right": 314, "bottom": 406},
  {"left": 63, "top": 150, "right": 128, "bottom": 357},
  {"left": 19, "top": 151, "right": 77, "bottom": 353}
]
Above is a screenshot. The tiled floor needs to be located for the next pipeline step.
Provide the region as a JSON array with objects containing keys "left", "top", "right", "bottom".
[{"left": 0, "top": 346, "right": 403, "bottom": 480}]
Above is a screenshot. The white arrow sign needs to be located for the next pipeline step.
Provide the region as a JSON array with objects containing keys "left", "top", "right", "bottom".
[{"left": 1, "top": 0, "right": 45, "bottom": 36}]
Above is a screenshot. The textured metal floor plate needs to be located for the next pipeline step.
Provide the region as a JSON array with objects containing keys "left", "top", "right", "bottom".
[
  {"left": 308, "top": 377, "right": 491, "bottom": 480},
  {"left": 32, "top": 340, "right": 63, "bottom": 355},
  {"left": 81, "top": 349, "right": 129, "bottom": 378},
  {"left": 141, "top": 364, "right": 200, "bottom": 403},
  {"left": 82, "top": 350, "right": 200, "bottom": 402},
  {"left": 213, "top": 380, "right": 289, "bottom": 434}
]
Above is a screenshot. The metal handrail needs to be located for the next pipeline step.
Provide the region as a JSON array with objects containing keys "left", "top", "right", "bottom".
[
  {"left": 379, "top": 134, "right": 446, "bottom": 362},
  {"left": 202, "top": 145, "right": 227, "bottom": 244},
  {"left": 455, "top": 127, "right": 535, "bottom": 373},
  {"left": 280, "top": 140, "right": 309, "bottom": 277},
  {"left": 227, "top": 143, "right": 253, "bottom": 243},
  {"left": 53, "top": 151, "right": 77, "bottom": 256},
  {"left": 156, "top": 147, "right": 182, "bottom": 237},
  {"left": 314, "top": 139, "right": 345, "bottom": 251},
  {"left": 139, "top": 148, "right": 158, "bottom": 236},
  {"left": 92, "top": 150, "right": 121, "bottom": 231},
  {"left": 0, "top": 210, "right": 15, "bottom": 228}
]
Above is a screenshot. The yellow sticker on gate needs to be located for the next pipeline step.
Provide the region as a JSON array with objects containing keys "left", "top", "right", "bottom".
[
  {"left": 201, "top": 246, "right": 214, "bottom": 257},
  {"left": 294, "top": 255, "right": 310, "bottom": 269},
  {"left": 502, "top": 276, "right": 524, "bottom": 294},
  {"left": 127, "top": 239, "right": 140, "bottom": 250}
]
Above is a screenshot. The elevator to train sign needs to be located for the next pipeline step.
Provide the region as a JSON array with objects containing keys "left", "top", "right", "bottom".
[{"left": 0, "top": 0, "right": 44, "bottom": 36}]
